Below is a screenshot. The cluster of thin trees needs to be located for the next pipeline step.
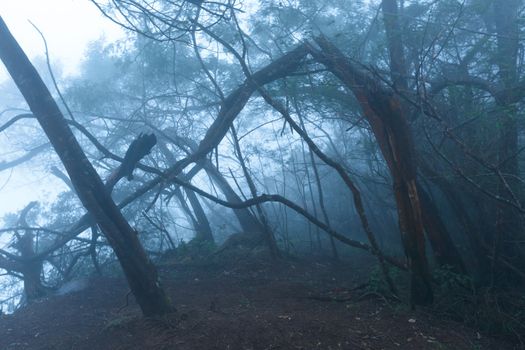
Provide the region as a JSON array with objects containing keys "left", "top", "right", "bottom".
[{"left": 0, "top": 0, "right": 523, "bottom": 319}]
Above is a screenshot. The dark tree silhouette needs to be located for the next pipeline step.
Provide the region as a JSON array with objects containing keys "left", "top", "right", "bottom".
[{"left": 0, "top": 17, "right": 173, "bottom": 317}]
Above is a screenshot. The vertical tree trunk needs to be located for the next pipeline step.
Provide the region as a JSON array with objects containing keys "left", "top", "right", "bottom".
[
  {"left": 381, "top": 0, "right": 408, "bottom": 92},
  {"left": 0, "top": 17, "right": 172, "bottom": 317},
  {"left": 379, "top": 3, "right": 434, "bottom": 302},
  {"left": 492, "top": 0, "right": 523, "bottom": 280},
  {"left": 16, "top": 203, "right": 48, "bottom": 301}
]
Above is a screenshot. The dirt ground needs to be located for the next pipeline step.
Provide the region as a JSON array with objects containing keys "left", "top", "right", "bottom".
[{"left": 0, "top": 254, "right": 518, "bottom": 350}]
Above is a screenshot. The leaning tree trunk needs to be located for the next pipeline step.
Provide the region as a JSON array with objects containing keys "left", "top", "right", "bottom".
[
  {"left": 173, "top": 185, "right": 214, "bottom": 243},
  {"left": 417, "top": 184, "right": 466, "bottom": 274},
  {"left": 204, "top": 160, "right": 267, "bottom": 235},
  {"left": 0, "top": 17, "right": 172, "bottom": 317},
  {"left": 157, "top": 140, "right": 214, "bottom": 243},
  {"left": 309, "top": 36, "right": 434, "bottom": 306},
  {"left": 168, "top": 135, "right": 268, "bottom": 240},
  {"left": 382, "top": 0, "right": 465, "bottom": 276},
  {"left": 185, "top": 187, "right": 214, "bottom": 242},
  {"left": 230, "top": 126, "right": 279, "bottom": 257}
]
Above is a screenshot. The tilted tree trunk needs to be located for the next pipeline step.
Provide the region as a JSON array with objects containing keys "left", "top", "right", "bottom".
[
  {"left": 167, "top": 135, "right": 267, "bottom": 238},
  {"left": 172, "top": 185, "right": 214, "bottom": 243},
  {"left": 0, "top": 17, "right": 173, "bottom": 317},
  {"left": 309, "top": 36, "right": 434, "bottom": 306},
  {"left": 157, "top": 141, "right": 214, "bottom": 243},
  {"left": 184, "top": 188, "right": 214, "bottom": 242},
  {"left": 381, "top": 0, "right": 466, "bottom": 275},
  {"left": 204, "top": 161, "right": 267, "bottom": 234},
  {"left": 230, "top": 126, "right": 279, "bottom": 257},
  {"left": 417, "top": 184, "right": 466, "bottom": 274}
]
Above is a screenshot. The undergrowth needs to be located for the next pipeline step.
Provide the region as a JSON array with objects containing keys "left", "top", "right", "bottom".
[
  {"left": 432, "top": 266, "right": 525, "bottom": 347},
  {"left": 159, "top": 239, "right": 216, "bottom": 265},
  {"left": 368, "top": 264, "right": 525, "bottom": 346}
]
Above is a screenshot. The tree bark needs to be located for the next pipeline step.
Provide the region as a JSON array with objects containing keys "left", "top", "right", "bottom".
[
  {"left": 15, "top": 202, "right": 48, "bottom": 302},
  {"left": 185, "top": 188, "right": 214, "bottom": 242},
  {"left": 310, "top": 36, "right": 433, "bottom": 306},
  {"left": 492, "top": 0, "right": 523, "bottom": 281},
  {"left": 167, "top": 135, "right": 267, "bottom": 238},
  {"left": 204, "top": 161, "right": 267, "bottom": 234},
  {"left": 230, "top": 126, "right": 279, "bottom": 257},
  {"left": 381, "top": 0, "right": 467, "bottom": 278},
  {"left": 417, "top": 184, "right": 466, "bottom": 274},
  {"left": 381, "top": 0, "right": 409, "bottom": 92},
  {"left": 0, "top": 17, "right": 172, "bottom": 317}
]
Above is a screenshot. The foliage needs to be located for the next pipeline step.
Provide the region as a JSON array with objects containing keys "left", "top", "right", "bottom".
[
  {"left": 159, "top": 238, "right": 216, "bottom": 266},
  {"left": 433, "top": 266, "right": 525, "bottom": 344},
  {"left": 0, "top": 0, "right": 523, "bottom": 340}
]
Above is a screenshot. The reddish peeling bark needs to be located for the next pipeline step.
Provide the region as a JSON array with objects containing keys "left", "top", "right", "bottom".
[{"left": 309, "top": 36, "right": 433, "bottom": 306}]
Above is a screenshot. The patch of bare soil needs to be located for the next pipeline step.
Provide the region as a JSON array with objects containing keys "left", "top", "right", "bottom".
[{"left": 0, "top": 256, "right": 517, "bottom": 350}]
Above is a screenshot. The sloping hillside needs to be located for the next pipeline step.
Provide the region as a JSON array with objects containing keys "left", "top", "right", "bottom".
[{"left": 0, "top": 257, "right": 515, "bottom": 350}]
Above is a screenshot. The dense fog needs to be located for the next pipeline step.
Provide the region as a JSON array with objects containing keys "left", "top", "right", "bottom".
[{"left": 0, "top": 1, "right": 524, "bottom": 348}]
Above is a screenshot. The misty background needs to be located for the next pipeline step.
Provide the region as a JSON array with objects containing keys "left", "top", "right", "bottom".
[{"left": 0, "top": 0, "right": 523, "bottom": 345}]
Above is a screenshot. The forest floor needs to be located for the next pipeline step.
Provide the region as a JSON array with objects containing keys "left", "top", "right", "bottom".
[{"left": 0, "top": 250, "right": 519, "bottom": 350}]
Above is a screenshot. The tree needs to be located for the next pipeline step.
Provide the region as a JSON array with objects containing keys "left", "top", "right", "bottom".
[{"left": 0, "top": 17, "right": 173, "bottom": 317}]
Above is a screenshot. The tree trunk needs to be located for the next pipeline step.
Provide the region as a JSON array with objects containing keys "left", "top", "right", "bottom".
[
  {"left": 310, "top": 36, "right": 433, "bottom": 306},
  {"left": 173, "top": 185, "right": 214, "bottom": 243},
  {"left": 492, "top": 0, "right": 523, "bottom": 281},
  {"left": 11, "top": 202, "right": 48, "bottom": 302},
  {"left": 380, "top": 3, "right": 435, "bottom": 298},
  {"left": 168, "top": 135, "right": 268, "bottom": 238},
  {"left": 230, "top": 126, "right": 279, "bottom": 257},
  {"left": 184, "top": 188, "right": 214, "bottom": 242},
  {"left": 0, "top": 17, "right": 173, "bottom": 317},
  {"left": 205, "top": 161, "right": 267, "bottom": 235},
  {"left": 20, "top": 260, "right": 46, "bottom": 301},
  {"left": 417, "top": 183, "right": 466, "bottom": 274},
  {"left": 381, "top": 0, "right": 408, "bottom": 92},
  {"left": 382, "top": 0, "right": 466, "bottom": 280},
  {"left": 157, "top": 140, "right": 213, "bottom": 243}
]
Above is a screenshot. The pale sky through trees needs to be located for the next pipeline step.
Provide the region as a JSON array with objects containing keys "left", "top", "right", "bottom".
[
  {"left": 0, "top": 0, "right": 124, "bottom": 80},
  {"left": 0, "top": 0, "right": 124, "bottom": 219},
  {"left": 0, "top": 1, "right": 523, "bottom": 344}
]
